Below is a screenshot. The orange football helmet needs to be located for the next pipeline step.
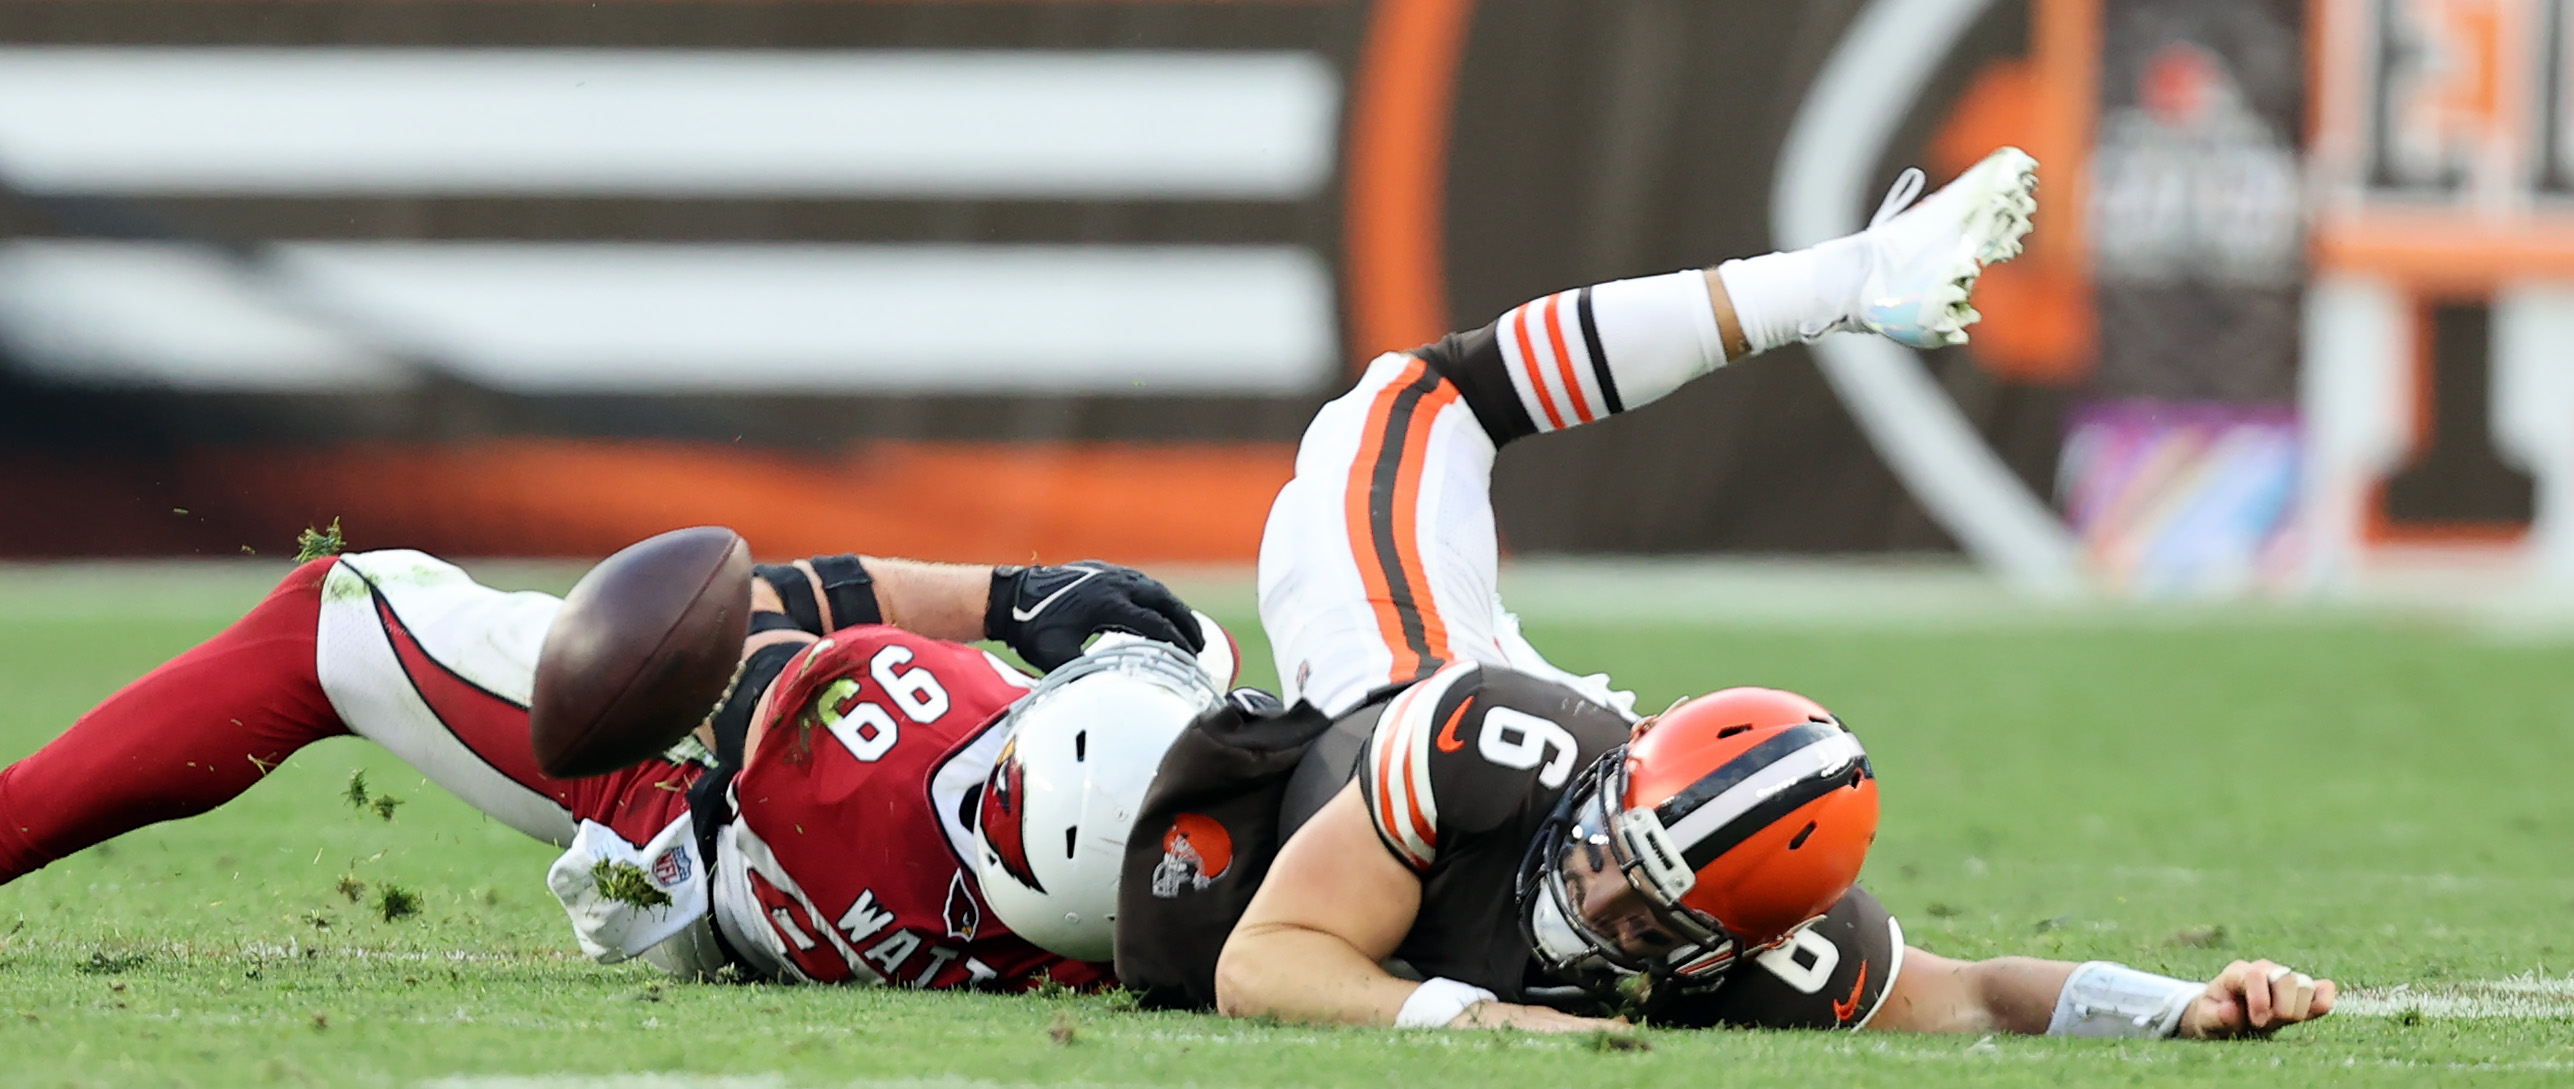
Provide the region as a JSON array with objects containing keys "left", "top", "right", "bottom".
[{"left": 1518, "top": 687, "right": 1878, "bottom": 986}]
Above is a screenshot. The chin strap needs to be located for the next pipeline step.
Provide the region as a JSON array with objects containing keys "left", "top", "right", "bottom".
[{"left": 2047, "top": 961, "right": 2200, "bottom": 1038}]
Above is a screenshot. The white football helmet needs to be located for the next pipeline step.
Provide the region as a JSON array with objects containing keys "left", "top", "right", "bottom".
[{"left": 974, "top": 613, "right": 1234, "bottom": 961}]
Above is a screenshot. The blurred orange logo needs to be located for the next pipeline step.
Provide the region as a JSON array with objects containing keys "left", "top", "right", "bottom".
[{"left": 1149, "top": 813, "right": 1234, "bottom": 898}]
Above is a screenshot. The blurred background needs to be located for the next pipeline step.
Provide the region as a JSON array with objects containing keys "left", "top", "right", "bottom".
[{"left": 0, "top": 0, "right": 2564, "bottom": 607}]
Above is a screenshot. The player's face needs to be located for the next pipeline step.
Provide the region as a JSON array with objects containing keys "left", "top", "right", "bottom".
[{"left": 1554, "top": 828, "right": 1689, "bottom": 962}]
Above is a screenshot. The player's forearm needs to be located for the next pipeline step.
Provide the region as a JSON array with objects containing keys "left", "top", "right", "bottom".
[
  {"left": 1962, "top": 956, "right": 2079, "bottom": 1034},
  {"left": 859, "top": 557, "right": 992, "bottom": 642},
  {"left": 750, "top": 555, "right": 990, "bottom": 642},
  {"left": 755, "top": 553, "right": 1202, "bottom": 674},
  {"left": 1867, "top": 949, "right": 2074, "bottom": 1035},
  {"left": 1213, "top": 922, "right": 1420, "bottom": 1026},
  {"left": 1213, "top": 924, "right": 1611, "bottom": 1032}
]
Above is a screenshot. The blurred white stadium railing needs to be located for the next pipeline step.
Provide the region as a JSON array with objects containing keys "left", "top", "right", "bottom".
[
  {"left": 0, "top": 49, "right": 1342, "bottom": 396},
  {"left": 0, "top": 50, "right": 1339, "bottom": 198},
  {"left": 0, "top": 241, "right": 1334, "bottom": 394}
]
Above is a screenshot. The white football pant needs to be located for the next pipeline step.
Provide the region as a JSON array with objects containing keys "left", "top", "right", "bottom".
[{"left": 1259, "top": 353, "right": 1634, "bottom": 720}]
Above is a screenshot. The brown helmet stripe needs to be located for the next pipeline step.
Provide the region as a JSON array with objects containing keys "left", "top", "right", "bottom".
[{"left": 1649, "top": 722, "right": 1867, "bottom": 871}]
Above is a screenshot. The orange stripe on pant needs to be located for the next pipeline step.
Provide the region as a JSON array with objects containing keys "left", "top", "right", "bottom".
[
  {"left": 1388, "top": 378, "right": 1460, "bottom": 673},
  {"left": 1341, "top": 358, "right": 1460, "bottom": 689},
  {"left": 1345, "top": 363, "right": 1414, "bottom": 682}
]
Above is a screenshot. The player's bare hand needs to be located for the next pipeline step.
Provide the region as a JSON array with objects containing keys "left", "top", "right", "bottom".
[
  {"left": 2178, "top": 959, "right": 2336, "bottom": 1039},
  {"left": 1449, "top": 1001, "right": 1631, "bottom": 1035}
]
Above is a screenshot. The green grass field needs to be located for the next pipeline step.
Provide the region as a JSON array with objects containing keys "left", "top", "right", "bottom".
[{"left": 1, "top": 563, "right": 2570, "bottom": 1087}]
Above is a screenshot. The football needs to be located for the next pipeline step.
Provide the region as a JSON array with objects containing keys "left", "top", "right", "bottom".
[{"left": 529, "top": 526, "right": 754, "bottom": 778}]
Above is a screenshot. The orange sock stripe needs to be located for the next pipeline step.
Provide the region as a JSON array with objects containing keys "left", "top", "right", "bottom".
[
  {"left": 1509, "top": 303, "right": 1568, "bottom": 431},
  {"left": 1541, "top": 291, "right": 1595, "bottom": 424}
]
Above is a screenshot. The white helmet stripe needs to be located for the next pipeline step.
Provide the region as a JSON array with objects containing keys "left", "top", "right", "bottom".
[{"left": 1656, "top": 731, "right": 1866, "bottom": 859}]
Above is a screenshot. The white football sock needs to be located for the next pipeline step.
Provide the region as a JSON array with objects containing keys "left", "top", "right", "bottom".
[
  {"left": 1713, "top": 233, "right": 1874, "bottom": 355},
  {"left": 1580, "top": 269, "right": 1729, "bottom": 410},
  {"left": 1419, "top": 260, "right": 1851, "bottom": 445}
]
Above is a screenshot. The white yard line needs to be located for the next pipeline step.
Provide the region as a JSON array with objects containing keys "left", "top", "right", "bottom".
[
  {"left": 1924, "top": 859, "right": 2574, "bottom": 895},
  {"left": 2337, "top": 978, "right": 2574, "bottom": 1020},
  {"left": 1845, "top": 1038, "right": 2574, "bottom": 1071}
]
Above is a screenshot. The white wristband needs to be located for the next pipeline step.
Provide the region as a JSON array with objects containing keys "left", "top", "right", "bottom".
[
  {"left": 2047, "top": 961, "right": 2200, "bottom": 1038},
  {"left": 1396, "top": 977, "right": 1498, "bottom": 1029}
]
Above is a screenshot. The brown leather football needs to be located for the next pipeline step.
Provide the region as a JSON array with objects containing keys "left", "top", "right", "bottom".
[{"left": 530, "top": 526, "right": 753, "bottom": 778}]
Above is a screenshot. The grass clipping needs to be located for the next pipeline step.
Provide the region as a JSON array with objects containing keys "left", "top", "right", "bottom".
[
  {"left": 375, "top": 884, "right": 420, "bottom": 923},
  {"left": 294, "top": 518, "right": 347, "bottom": 563},
  {"left": 592, "top": 859, "right": 673, "bottom": 910},
  {"left": 342, "top": 770, "right": 402, "bottom": 822}
]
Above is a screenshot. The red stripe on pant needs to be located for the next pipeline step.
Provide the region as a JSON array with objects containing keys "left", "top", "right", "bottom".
[
  {"left": 0, "top": 559, "right": 350, "bottom": 884},
  {"left": 356, "top": 575, "right": 699, "bottom": 844}
]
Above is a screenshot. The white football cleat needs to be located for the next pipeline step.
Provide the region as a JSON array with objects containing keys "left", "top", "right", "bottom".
[{"left": 1848, "top": 146, "right": 2038, "bottom": 349}]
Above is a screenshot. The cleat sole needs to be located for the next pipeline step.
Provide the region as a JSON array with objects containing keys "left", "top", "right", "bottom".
[{"left": 1852, "top": 146, "right": 2042, "bottom": 349}]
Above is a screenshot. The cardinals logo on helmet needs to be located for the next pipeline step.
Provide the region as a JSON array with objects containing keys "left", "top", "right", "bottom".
[
  {"left": 1149, "top": 812, "right": 1233, "bottom": 899},
  {"left": 978, "top": 737, "right": 1045, "bottom": 893}
]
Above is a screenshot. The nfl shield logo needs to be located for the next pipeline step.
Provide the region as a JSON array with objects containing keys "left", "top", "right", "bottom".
[{"left": 650, "top": 848, "right": 689, "bottom": 887}]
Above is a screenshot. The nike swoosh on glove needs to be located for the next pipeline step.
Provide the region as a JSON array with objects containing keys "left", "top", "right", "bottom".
[{"left": 984, "top": 561, "right": 1205, "bottom": 672}]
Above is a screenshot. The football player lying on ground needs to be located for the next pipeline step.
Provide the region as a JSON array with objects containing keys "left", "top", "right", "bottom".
[
  {"left": 0, "top": 543, "right": 1235, "bottom": 988},
  {"left": 1086, "top": 148, "right": 2334, "bottom": 1039}
]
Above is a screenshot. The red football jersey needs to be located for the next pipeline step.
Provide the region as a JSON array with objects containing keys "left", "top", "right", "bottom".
[{"left": 709, "top": 625, "right": 1113, "bottom": 990}]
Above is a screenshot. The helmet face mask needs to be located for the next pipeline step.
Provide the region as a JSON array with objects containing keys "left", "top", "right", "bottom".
[{"left": 1519, "top": 751, "right": 1745, "bottom": 987}]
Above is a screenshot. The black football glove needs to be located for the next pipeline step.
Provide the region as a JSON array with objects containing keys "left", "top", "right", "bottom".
[{"left": 985, "top": 561, "right": 1205, "bottom": 673}]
